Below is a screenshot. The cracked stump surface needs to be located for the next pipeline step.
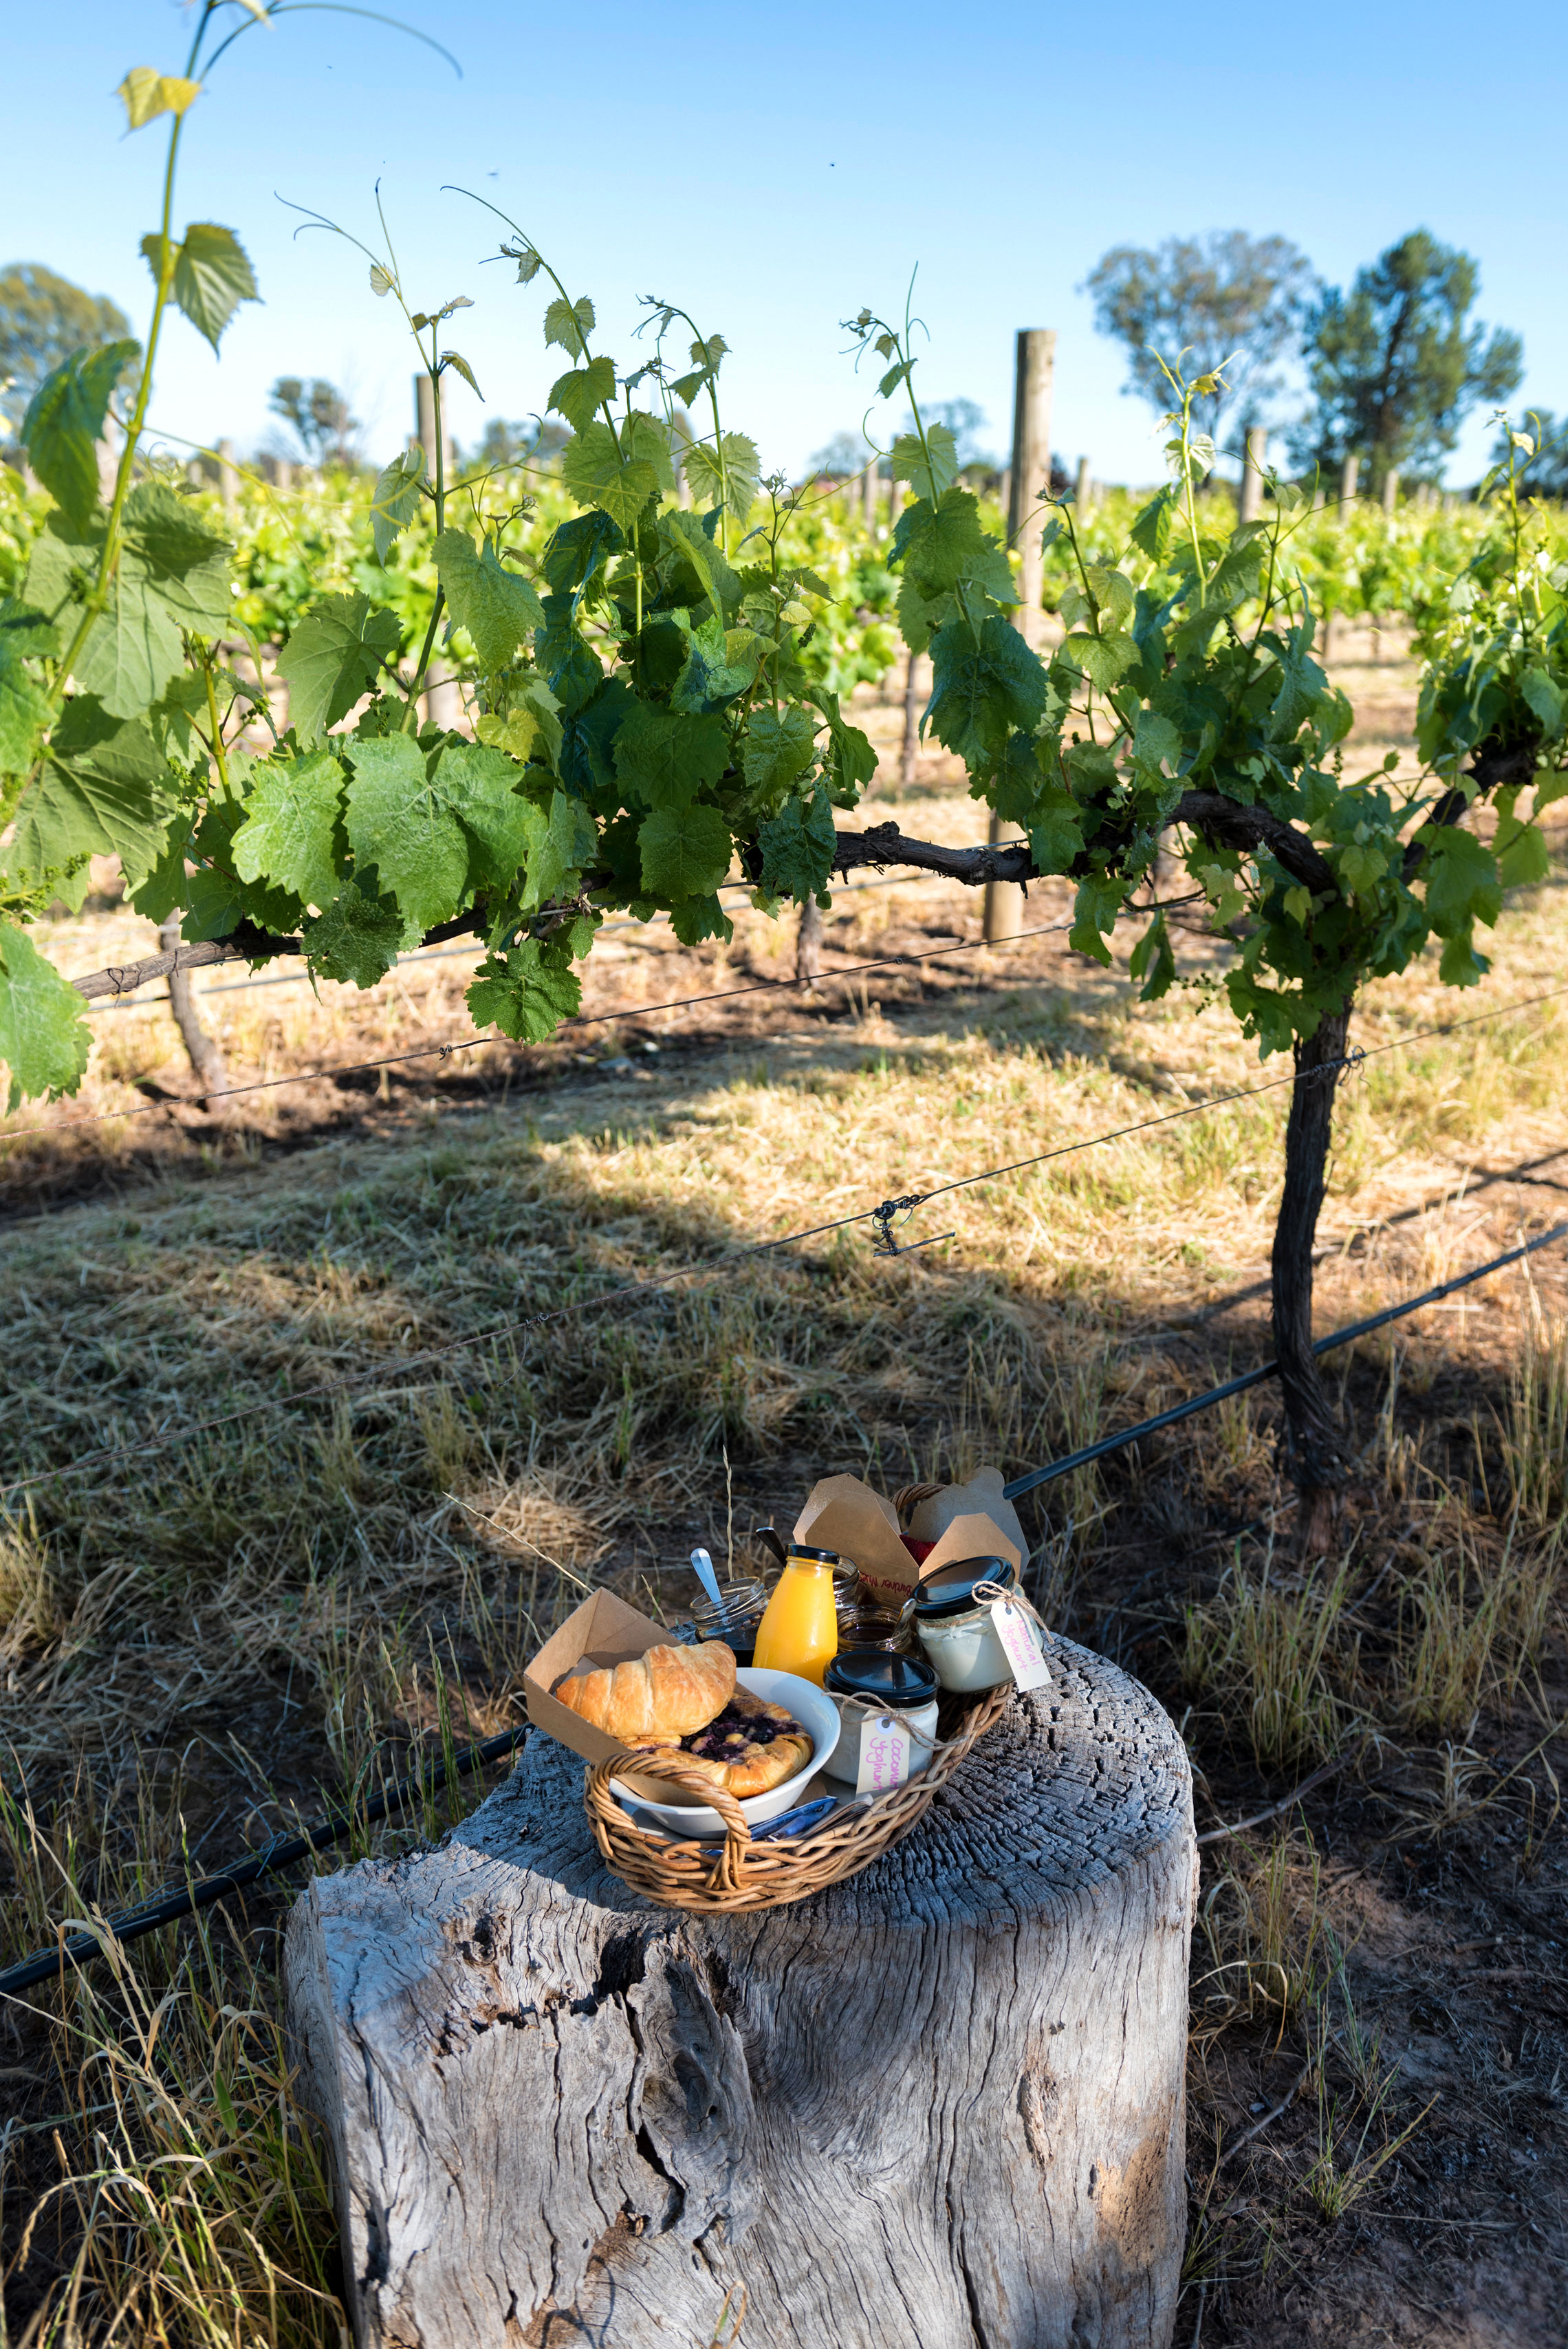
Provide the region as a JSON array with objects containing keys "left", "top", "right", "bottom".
[{"left": 283, "top": 1635, "right": 1196, "bottom": 2349}]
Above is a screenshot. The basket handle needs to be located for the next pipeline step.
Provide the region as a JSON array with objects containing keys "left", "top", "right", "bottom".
[{"left": 593, "top": 1751, "right": 754, "bottom": 1893}]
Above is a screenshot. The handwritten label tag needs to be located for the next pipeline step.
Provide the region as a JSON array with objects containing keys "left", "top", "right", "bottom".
[
  {"left": 856, "top": 1711, "right": 913, "bottom": 1794},
  {"left": 992, "top": 1601, "right": 1052, "bottom": 1692}
]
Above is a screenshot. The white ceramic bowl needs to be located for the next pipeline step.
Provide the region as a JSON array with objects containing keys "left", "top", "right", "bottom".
[{"left": 610, "top": 1667, "right": 840, "bottom": 1837}]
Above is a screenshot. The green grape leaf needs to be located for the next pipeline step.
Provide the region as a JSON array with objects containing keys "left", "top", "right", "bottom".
[
  {"left": 613, "top": 703, "right": 728, "bottom": 811},
  {"left": 151, "top": 223, "right": 259, "bottom": 352},
  {"left": 0, "top": 924, "right": 91, "bottom": 1110},
  {"left": 21, "top": 340, "right": 141, "bottom": 530},
  {"left": 638, "top": 801, "right": 734, "bottom": 899},
  {"left": 302, "top": 878, "right": 411, "bottom": 988},
  {"left": 1025, "top": 785, "right": 1086, "bottom": 872},
  {"left": 1422, "top": 826, "right": 1502, "bottom": 938},
  {"left": 926, "top": 615, "right": 1048, "bottom": 763},
  {"left": 468, "top": 933, "right": 583, "bottom": 1041},
  {"left": 117, "top": 68, "right": 202, "bottom": 129},
  {"left": 1268, "top": 627, "right": 1329, "bottom": 737},
  {"left": 661, "top": 508, "right": 739, "bottom": 622},
  {"left": 2, "top": 696, "right": 176, "bottom": 907},
  {"left": 757, "top": 787, "right": 836, "bottom": 901},
  {"left": 128, "top": 825, "right": 193, "bottom": 925},
  {"left": 1069, "top": 873, "right": 1126, "bottom": 966},
  {"left": 1520, "top": 667, "right": 1565, "bottom": 739},
  {"left": 442, "top": 350, "right": 482, "bottom": 400},
  {"left": 514, "top": 787, "right": 599, "bottom": 911},
  {"left": 1128, "top": 909, "right": 1176, "bottom": 1001},
  {"left": 557, "top": 674, "right": 632, "bottom": 796},
  {"left": 344, "top": 732, "right": 469, "bottom": 931},
  {"left": 277, "top": 593, "right": 402, "bottom": 742},
  {"left": 742, "top": 704, "right": 816, "bottom": 797},
  {"left": 70, "top": 569, "right": 186, "bottom": 719},
  {"left": 890, "top": 424, "right": 957, "bottom": 504},
  {"left": 0, "top": 639, "right": 52, "bottom": 777},
  {"left": 541, "top": 510, "right": 624, "bottom": 605},
  {"left": 371, "top": 448, "right": 426, "bottom": 563},
  {"left": 230, "top": 748, "right": 345, "bottom": 910},
  {"left": 543, "top": 294, "right": 596, "bottom": 360},
  {"left": 668, "top": 894, "right": 734, "bottom": 947},
  {"left": 1495, "top": 814, "right": 1551, "bottom": 890},
  {"left": 621, "top": 411, "right": 675, "bottom": 494},
  {"left": 682, "top": 432, "right": 761, "bottom": 520},
  {"left": 547, "top": 356, "right": 618, "bottom": 432},
  {"left": 1130, "top": 710, "right": 1182, "bottom": 777},
  {"left": 815, "top": 692, "right": 878, "bottom": 808},
  {"left": 431, "top": 741, "right": 535, "bottom": 889},
  {"left": 671, "top": 614, "right": 758, "bottom": 713},
  {"left": 435, "top": 528, "right": 546, "bottom": 672},
  {"left": 1060, "top": 630, "right": 1140, "bottom": 693},
  {"left": 560, "top": 421, "right": 657, "bottom": 530},
  {"left": 1128, "top": 487, "right": 1178, "bottom": 561},
  {"left": 476, "top": 673, "right": 564, "bottom": 772}
]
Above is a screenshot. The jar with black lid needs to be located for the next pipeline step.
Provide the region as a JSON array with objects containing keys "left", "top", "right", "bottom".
[
  {"left": 822, "top": 1647, "right": 940, "bottom": 1782},
  {"left": 911, "top": 1554, "right": 1023, "bottom": 1691}
]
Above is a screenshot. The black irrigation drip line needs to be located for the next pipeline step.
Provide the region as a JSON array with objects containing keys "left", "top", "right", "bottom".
[
  {"left": 6, "top": 980, "right": 1568, "bottom": 1508},
  {"left": 0, "top": 1724, "right": 530, "bottom": 2000},
  {"left": 8, "top": 918, "right": 1077, "bottom": 1140},
  {"left": 1002, "top": 1220, "right": 1568, "bottom": 1502}
]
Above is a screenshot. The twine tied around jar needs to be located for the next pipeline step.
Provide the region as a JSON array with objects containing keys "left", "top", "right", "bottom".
[{"left": 970, "top": 1579, "right": 1052, "bottom": 1634}]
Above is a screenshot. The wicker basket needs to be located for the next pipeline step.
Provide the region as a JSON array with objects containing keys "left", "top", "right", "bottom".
[{"left": 584, "top": 1682, "right": 1010, "bottom": 1913}]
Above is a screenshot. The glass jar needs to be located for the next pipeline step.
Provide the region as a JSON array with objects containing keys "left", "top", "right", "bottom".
[
  {"left": 912, "top": 1555, "right": 1022, "bottom": 1693},
  {"left": 752, "top": 1545, "right": 840, "bottom": 1685},
  {"left": 689, "top": 1577, "right": 768, "bottom": 1667},
  {"left": 822, "top": 1648, "right": 940, "bottom": 1782}
]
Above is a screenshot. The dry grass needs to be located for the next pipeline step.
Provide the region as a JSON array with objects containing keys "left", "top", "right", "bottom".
[{"left": 3, "top": 655, "right": 1567, "bottom": 2345}]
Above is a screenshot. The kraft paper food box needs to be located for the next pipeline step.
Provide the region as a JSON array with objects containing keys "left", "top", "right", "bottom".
[
  {"left": 792, "top": 1468, "right": 1026, "bottom": 1604},
  {"left": 525, "top": 1589, "right": 706, "bottom": 1797}
]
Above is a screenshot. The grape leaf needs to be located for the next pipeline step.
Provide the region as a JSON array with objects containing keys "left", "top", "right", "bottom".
[
  {"left": 541, "top": 510, "right": 623, "bottom": 605},
  {"left": 926, "top": 616, "right": 1048, "bottom": 763},
  {"left": 661, "top": 508, "right": 740, "bottom": 623},
  {"left": 613, "top": 704, "right": 728, "bottom": 811},
  {"left": 1520, "top": 667, "right": 1565, "bottom": 739},
  {"left": 371, "top": 448, "right": 426, "bottom": 563},
  {"left": 21, "top": 340, "right": 141, "bottom": 530},
  {"left": 141, "top": 223, "right": 258, "bottom": 352},
  {"left": 475, "top": 675, "right": 563, "bottom": 771},
  {"left": 514, "top": 788, "right": 599, "bottom": 911},
  {"left": 742, "top": 704, "right": 816, "bottom": 796},
  {"left": 621, "top": 411, "right": 675, "bottom": 494},
  {"left": 431, "top": 741, "right": 534, "bottom": 888},
  {"left": 435, "top": 529, "right": 545, "bottom": 672},
  {"left": 230, "top": 748, "right": 345, "bottom": 910},
  {"left": 343, "top": 733, "right": 469, "bottom": 932},
  {"left": 1494, "top": 814, "right": 1551, "bottom": 889},
  {"left": 1422, "top": 827, "right": 1502, "bottom": 939},
  {"left": 302, "top": 878, "right": 411, "bottom": 988},
  {"left": 547, "top": 356, "right": 616, "bottom": 432},
  {"left": 1027, "top": 784, "right": 1086, "bottom": 873},
  {"left": 1060, "top": 630, "right": 1140, "bottom": 693},
  {"left": 543, "top": 294, "right": 596, "bottom": 360},
  {"left": 560, "top": 422, "right": 657, "bottom": 530},
  {"left": 638, "top": 801, "right": 733, "bottom": 898},
  {"left": 1069, "top": 873, "right": 1126, "bottom": 966},
  {"left": 0, "top": 634, "right": 52, "bottom": 776},
  {"left": 277, "top": 593, "right": 402, "bottom": 741},
  {"left": 468, "top": 933, "right": 583, "bottom": 1041},
  {"left": 671, "top": 614, "right": 757, "bottom": 713},
  {"left": 682, "top": 432, "right": 760, "bottom": 520},
  {"left": 668, "top": 895, "right": 734, "bottom": 946},
  {"left": 117, "top": 68, "right": 202, "bottom": 129},
  {"left": 890, "top": 424, "right": 957, "bottom": 505},
  {"left": 0, "top": 923, "right": 91, "bottom": 1110},
  {"left": 757, "top": 787, "right": 836, "bottom": 901},
  {"left": 1128, "top": 486, "right": 1178, "bottom": 561},
  {"left": 1, "top": 696, "right": 177, "bottom": 907}
]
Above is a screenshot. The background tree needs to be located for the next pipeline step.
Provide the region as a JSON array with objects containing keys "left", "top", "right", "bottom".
[
  {"left": 1083, "top": 230, "right": 1315, "bottom": 458},
  {"left": 1292, "top": 230, "right": 1523, "bottom": 492},
  {"left": 0, "top": 262, "right": 131, "bottom": 439},
  {"left": 467, "top": 415, "right": 569, "bottom": 470},
  {"left": 266, "top": 375, "right": 362, "bottom": 469}
]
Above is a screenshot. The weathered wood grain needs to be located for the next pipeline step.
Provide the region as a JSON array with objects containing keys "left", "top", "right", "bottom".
[{"left": 284, "top": 1634, "right": 1196, "bottom": 2349}]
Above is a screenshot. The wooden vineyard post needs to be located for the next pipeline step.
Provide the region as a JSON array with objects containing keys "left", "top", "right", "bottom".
[
  {"left": 795, "top": 894, "right": 823, "bottom": 986},
  {"left": 988, "top": 327, "right": 1055, "bottom": 944},
  {"left": 1382, "top": 465, "right": 1400, "bottom": 514},
  {"left": 415, "top": 374, "right": 463, "bottom": 728},
  {"left": 862, "top": 456, "right": 879, "bottom": 533},
  {"left": 1075, "top": 453, "right": 1093, "bottom": 512},
  {"left": 1338, "top": 450, "right": 1359, "bottom": 518},
  {"left": 902, "top": 646, "right": 922, "bottom": 789},
  {"left": 284, "top": 1640, "right": 1196, "bottom": 2349},
  {"left": 157, "top": 913, "right": 228, "bottom": 1099},
  {"left": 1239, "top": 426, "right": 1267, "bottom": 525},
  {"left": 217, "top": 437, "right": 239, "bottom": 517}
]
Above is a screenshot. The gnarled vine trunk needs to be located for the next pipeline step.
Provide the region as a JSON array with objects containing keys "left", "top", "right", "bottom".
[{"left": 1272, "top": 1002, "right": 1353, "bottom": 1545}]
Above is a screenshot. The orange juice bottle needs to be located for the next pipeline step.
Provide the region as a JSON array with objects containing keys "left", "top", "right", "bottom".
[{"left": 752, "top": 1546, "right": 840, "bottom": 1685}]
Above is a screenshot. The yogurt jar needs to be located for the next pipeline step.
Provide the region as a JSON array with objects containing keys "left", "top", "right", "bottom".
[
  {"left": 912, "top": 1555, "right": 1023, "bottom": 1693},
  {"left": 821, "top": 1649, "right": 940, "bottom": 1782}
]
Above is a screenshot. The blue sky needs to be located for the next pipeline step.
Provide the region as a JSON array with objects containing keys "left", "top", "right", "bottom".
[{"left": 6, "top": 0, "right": 1564, "bottom": 488}]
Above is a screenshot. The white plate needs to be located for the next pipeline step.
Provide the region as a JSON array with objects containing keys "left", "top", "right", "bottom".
[{"left": 609, "top": 1667, "right": 840, "bottom": 1836}]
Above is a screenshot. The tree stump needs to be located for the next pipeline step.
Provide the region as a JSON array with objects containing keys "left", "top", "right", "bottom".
[{"left": 283, "top": 1633, "right": 1196, "bottom": 2349}]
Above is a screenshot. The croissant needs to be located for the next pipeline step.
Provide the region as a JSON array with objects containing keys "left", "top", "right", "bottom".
[{"left": 552, "top": 1640, "right": 736, "bottom": 1743}]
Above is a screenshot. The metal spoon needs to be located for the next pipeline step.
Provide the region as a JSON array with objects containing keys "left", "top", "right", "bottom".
[{"left": 689, "top": 1546, "right": 725, "bottom": 1613}]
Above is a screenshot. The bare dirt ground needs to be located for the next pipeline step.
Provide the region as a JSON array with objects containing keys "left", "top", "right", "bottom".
[{"left": 2, "top": 626, "right": 1565, "bottom": 2346}]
